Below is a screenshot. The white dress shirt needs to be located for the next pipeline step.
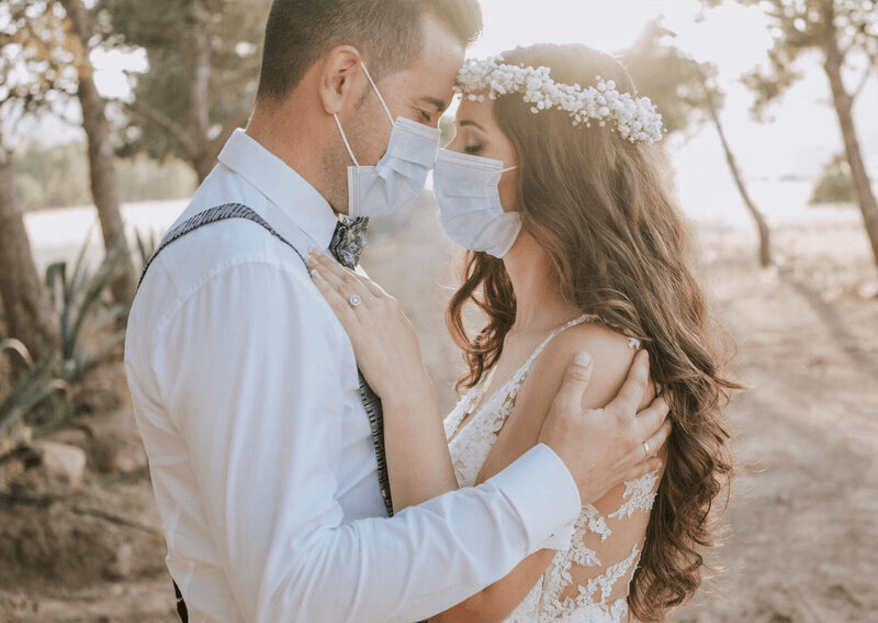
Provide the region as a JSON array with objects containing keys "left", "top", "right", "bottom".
[{"left": 125, "top": 129, "right": 580, "bottom": 623}]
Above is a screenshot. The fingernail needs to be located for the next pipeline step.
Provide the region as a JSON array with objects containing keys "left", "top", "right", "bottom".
[{"left": 574, "top": 351, "right": 592, "bottom": 367}]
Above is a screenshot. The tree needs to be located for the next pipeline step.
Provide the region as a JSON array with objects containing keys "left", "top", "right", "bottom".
[
  {"left": 700, "top": 67, "right": 773, "bottom": 267},
  {"left": 0, "top": 140, "right": 57, "bottom": 366},
  {"left": 810, "top": 152, "right": 856, "bottom": 204},
  {"left": 701, "top": 0, "right": 878, "bottom": 268},
  {"left": 622, "top": 20, "right": 773, "bottom": 267},
  {"left": 59, "top": 0, "right": 136, "bottom": 305},
  {"left": 103, "top": 0, "right": 269, "bottom": 182},
  {"left": 0, "top": 0, "right": 65, "bottom": 363}
]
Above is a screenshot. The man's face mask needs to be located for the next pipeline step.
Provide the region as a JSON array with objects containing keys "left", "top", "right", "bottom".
[{"left": 334, "top": 62, "right": 441, "bottom": 218}]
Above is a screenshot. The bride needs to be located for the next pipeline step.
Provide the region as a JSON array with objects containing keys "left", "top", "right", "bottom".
[{"left": 308, "top": 43, "right": 737, "bottom": 623}]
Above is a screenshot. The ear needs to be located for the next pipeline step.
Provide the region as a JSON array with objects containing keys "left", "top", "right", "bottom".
[{"left": 317, "top": 45, "right": 364, "bottom": 116}]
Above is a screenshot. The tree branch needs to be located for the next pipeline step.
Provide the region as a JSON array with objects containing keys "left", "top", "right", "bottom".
[
  {"left": 127, "top": 99, "right": 199, "bottom": 162},
  {"left": 852, "top": 64, "right": 874, "bottom": 100}
]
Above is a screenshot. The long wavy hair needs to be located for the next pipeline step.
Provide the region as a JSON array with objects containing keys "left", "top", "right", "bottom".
[{"left": 446, "top": 43, "right": 739, "bottom": 622}]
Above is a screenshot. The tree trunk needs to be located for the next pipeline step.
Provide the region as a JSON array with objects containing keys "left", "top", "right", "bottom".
[
  {"left": 823, "top": 31, "right": 878, "bottom": 268},
  {"left": 190, "top": 0, "right": 213, "bottom": 184},
  {"left": 194, "top": 153, "right": 215, "bottom": 184},
  {"left": 61, "top": 0, "right": 137, "bottom": 305},
  {"left": 0, "top": 148, "right": 56, "bottom": 363},
  {"left": 704, "top": 84, "right": 772, "bottom": 268}
]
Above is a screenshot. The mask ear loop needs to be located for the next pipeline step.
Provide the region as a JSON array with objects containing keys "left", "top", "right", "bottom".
[
  {"left": 333, "top": 114, "right": 360, "bottom": 167},
  {"left": 360, "top": 62, "right": 394, "bottom": 126},
  {"left": 501, "top": 165, "right": 518, "bottom": 173}
]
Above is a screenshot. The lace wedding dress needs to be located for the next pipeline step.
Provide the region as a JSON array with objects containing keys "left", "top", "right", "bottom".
[{"left": 444, "top": 315, "right": 660, "bottom": 623}]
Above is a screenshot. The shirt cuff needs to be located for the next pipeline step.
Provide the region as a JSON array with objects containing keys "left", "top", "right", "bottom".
[{"left": 488, "top": 443, "right": 581, "bottom": 552}]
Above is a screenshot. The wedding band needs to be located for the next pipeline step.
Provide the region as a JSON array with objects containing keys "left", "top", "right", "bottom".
[
  {"left": 642, "top": 441, "right": 650, "bottom": 459},
  {"left": 349, "top": 294, "right": 362, "bottom": 308}
]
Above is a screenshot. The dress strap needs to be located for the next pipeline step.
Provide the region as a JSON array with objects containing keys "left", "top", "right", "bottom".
[
  {"left": 522, "top": 314, "right": 596, "bottom": 372},
  {"left": 501, "top": 314, "right": 597, "bottom": 402}
]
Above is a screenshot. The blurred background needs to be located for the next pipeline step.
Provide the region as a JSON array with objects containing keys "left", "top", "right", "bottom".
[{"left": 1, "top": 0, "right": 877, "bottom": 621}]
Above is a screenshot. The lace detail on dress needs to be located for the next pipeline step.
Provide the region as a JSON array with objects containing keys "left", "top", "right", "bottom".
[
  {"left": 609, "top": 471, "right": 660, "bottom": 521},
  {"left": 582, "top": 505, "right": 612, "bottom": 542},
  {"left": 445, "top": 314, "right": 659, "bottom": 623}
]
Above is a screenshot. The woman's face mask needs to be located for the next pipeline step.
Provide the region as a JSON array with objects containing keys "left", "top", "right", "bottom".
[
  {"left": 432, "top": 148, "right": 521, "bottom": 258},
  {"left": 334, "top": 62, "right": 440, "bottom": 218}
]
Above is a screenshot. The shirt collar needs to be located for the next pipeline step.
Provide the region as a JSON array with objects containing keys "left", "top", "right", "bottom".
[{"left": 218, "top": 129, "right": 339, "bottom": 250}]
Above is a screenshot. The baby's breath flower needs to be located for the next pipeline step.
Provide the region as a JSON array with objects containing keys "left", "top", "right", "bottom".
[{"left": 453, "top": 57, "right": 664, "bottom": 144}]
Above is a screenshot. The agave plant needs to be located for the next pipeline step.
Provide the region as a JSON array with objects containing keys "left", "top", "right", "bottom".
[
  {"left": 134, "top": 227, "right": 159, "bottom": 272},
  {"left": 0, "top": 226, "right": 133, "bottom": 455},
  {"left": 45, "top": 227, "right": 130, "bottom": 383},
  {"left": 0, "top": 338, "right": 70, "bottom": 456}
]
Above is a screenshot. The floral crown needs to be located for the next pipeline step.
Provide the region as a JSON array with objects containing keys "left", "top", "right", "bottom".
[{"left": 454, "top": 56, "right": 663, "bottom": 144}]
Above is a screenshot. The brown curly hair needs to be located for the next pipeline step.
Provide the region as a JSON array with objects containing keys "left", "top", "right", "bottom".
[{"left": 446, "top": 43, "right": 739, "bottom": 622}]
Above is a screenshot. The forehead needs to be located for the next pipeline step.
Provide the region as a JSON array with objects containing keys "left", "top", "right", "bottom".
[
  {"left": 383, "top": 13, "right": 465, "bottom": 104},
  {"left": 456, "top": 96, "right": 497, "bottom": 126}
]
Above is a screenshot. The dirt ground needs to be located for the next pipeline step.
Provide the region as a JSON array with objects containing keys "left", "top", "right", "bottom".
[{"left": 2, "top": 199, "right": 877, "bottom": 622}]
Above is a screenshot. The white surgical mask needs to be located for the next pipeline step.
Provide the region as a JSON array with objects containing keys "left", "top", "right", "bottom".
[
  {"left": 433, "top": 149, "right": 521, "bottom": 258},
  {"left": 334, "top": 62, "right": 440, "bottom": 218}
]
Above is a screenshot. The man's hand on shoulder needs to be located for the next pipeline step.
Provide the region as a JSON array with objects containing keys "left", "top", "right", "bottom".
[{"left": 538, "top": 350, "right": 671, "bottom": 506}]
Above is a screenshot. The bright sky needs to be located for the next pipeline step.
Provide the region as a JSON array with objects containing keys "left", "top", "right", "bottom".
[
  {"left": 465, "top": 0, "right": 878, "bottom": 225},
  {"left": 85, "top": 0, "right": 878, "bottom": 225}
]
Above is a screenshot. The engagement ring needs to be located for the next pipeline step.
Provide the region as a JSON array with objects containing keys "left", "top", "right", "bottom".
[
  {"left": 349, "top": 294, "right": 362, "bottom": 308},
  {"left": 642, "top": 441, "right": 650, "bottom": 459}
]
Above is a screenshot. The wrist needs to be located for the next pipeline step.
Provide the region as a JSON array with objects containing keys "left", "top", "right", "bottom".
[{"left": 381, "top": 368, "right": 435, "bottom": 410}]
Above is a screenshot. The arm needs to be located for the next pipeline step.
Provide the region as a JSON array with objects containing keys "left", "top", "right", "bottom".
[
  {"left": 307, "top": 252, "right": 669, "bottom": 516},
  {"left": 382, "top": 373, "right": 460, "bottom": 510},
  {"left": 310, "top": 248, "right": 460, "bottom": 510},
  {"left": 305, "top": 251, "right": 671, "bottom": 620},
  {"left": 143, "top": 259, "right": 579, "bottom": 623}
]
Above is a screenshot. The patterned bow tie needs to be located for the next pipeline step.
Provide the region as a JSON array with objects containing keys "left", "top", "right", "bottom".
[{"left": 329, "top": 216, "right": 369, "bottom": 269}]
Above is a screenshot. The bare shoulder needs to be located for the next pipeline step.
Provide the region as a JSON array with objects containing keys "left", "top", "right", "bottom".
[
  {"left": 525, "top": 319, "right": 640, "bottom": 411},
  {"left": 476, "top": 320, "right": 643, "bottom": 483}
]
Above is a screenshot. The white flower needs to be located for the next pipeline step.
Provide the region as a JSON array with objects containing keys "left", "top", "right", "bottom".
[{"left": 454, "top": 58, "right": 663, "bottom": 144}]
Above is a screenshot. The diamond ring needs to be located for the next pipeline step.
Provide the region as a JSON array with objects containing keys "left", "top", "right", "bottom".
[{"left": 349, "top": 294, "right": 362, "bottom": 308}]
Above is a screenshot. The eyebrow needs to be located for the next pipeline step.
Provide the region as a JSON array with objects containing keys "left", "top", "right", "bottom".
[
  {"left": 458, "top": 119, "right": 486, "bottom": 132},
  {"left": 420, "top": 96, "right": 447, "bottom": 113}
]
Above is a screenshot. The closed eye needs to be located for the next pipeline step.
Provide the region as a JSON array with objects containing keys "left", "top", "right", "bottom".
[{"left": 463, "top": 143, "right": 482, "bottom": 155}]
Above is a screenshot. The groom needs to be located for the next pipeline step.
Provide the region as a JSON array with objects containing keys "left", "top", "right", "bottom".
[{"left": 125, "top": 1, "right": 669, "bottom": 622}]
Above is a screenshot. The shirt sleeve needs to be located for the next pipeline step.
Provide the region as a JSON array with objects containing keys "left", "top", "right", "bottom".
[{"left": 146, "top": 259, "right": 581, "bottom": 623}]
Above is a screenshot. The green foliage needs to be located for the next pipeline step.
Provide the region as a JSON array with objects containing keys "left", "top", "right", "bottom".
[
  {"left": 810, "top": 152, "right": 856, "bottom": 204},
  {"left": 0, "top": 340, "right": 69, "bottom": 453},
  {"left": 0, "top": 227, "right": 131, "bottom": 454},
  {"left": 133, "top": 227, "right": 158, "bottom": 271},
  {"left": 12, "top": 140, "right": 195, "bottom": 210},
  {"left": 619, "top": 18, "right": 722, "bottom": 138},
  {"left": 12, "top": 141, "right": 90, "bottom": 209},
  {"left": 0, "top": 0, "right": 78, "bottom": 116},
  {"left": 100, "top": 0, "right": 269, "bottom": 163},
  {"left": 45, "top": 228, "right": 129, "bottom": 383}
]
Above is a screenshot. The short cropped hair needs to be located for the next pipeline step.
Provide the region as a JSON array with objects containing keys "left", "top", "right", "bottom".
[{"left": 256, "top": 0, "right": 483, "bottom": 103}]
